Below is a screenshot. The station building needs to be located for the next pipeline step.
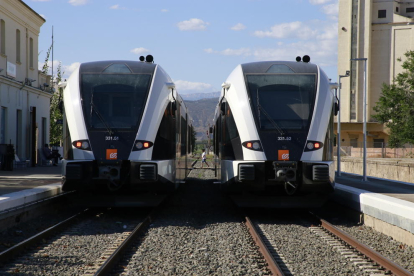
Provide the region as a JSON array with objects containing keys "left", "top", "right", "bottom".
[
  {"left": 337, "top": 0, "right": 414, "bottom": 149},
  {"left": 0, "top": 0, "right": 51, "bottom": 166}
]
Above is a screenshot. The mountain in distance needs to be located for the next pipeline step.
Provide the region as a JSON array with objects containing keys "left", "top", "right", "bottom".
[
  {"left": 184, "top": 97, "right": 219, "bottom": 141},
  {"left": 180, "top": 91, "right": 220, "bottom": 101}
]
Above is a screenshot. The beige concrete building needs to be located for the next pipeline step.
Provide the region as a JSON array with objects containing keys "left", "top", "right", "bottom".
[
  {"left": 337, "top": 0, "right": 414, "bottom": 149},
  {"left": 0, "top": 0, "right": 52, "bottom": 167}
]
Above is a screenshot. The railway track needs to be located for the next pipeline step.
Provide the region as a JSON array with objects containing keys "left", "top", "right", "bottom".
[
  {"left": 0, "top": 207, "right": 157, "bottom": 275},
  {"left": 244, "top": 212, "right": 414, "bottom": 276}
]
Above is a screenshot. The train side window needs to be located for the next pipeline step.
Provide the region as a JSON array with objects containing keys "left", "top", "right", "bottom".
[{"left": 152, "top": 102, "right": 175, "bottom": 160}]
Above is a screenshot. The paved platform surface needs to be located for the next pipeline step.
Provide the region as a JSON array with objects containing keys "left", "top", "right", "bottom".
[
  {"left": 0, "top": 164, "right": 62, "bottom": 211},
  {"left": 0, "top": 164, "right": 61, "bottom": 195},
  {"left": 333, "top": 172, "right": 414, "bottom": 237}
]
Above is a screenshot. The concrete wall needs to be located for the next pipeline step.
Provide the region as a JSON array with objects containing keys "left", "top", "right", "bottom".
[{"left": 337, "top": 157, "right": 414, "bottom": 183}]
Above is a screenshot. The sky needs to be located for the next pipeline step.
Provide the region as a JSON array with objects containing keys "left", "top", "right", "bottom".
[{"left": 28, "top": 0, "right": 339, "bottom": 94}]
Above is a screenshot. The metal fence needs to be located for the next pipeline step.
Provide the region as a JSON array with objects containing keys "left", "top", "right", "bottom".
[{"left": 334, "top": 142, "right": 414, "bottom": 158}]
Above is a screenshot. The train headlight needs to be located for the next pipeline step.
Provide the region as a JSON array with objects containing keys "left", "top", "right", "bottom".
[
  {"left": 304, "top": 141, "right": 323, "bottom": 152},
  {"left": 81, "top": 141, "right": 90, "bottom": 149},
  {"left": 242, "top": 140, "right": 263, "bottom": 151},
  {"left": 133, "top": 140, "right": 154, "bottom": 151},
  {"left": 72, "top": 140, "right": 91, "bottom": 151}
]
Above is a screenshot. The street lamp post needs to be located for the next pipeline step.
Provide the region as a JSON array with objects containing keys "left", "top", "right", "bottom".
[
  {"left": 351, "top": 58, "right": 368, "bottom": 181},
  {"left": 337, "top": 71, "right": 350, "bottom": 177}
]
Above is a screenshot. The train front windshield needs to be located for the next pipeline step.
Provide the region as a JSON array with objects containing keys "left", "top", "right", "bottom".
[
  {"left": 246, "top": 74, "right": 316, "bottom": 132},
  {"left": 81, "top": 74, "right": 152, "bottom": 131}
]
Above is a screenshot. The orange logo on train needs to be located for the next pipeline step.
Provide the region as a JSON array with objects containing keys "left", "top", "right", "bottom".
[
  {"left": 278, "top": 150, "right": 289, "bottom": 161},
  {"left": 106, "top": 149, "right": 117, "bottom": 160}
]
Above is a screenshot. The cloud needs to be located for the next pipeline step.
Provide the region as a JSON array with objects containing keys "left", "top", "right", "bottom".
[
  {"left": 204, "top": 40, "right": 337, "bottom": 68},
  {"left": 309, "top": 0, "right": 332, "bottom": 4},
  {"left": 63, "top": 62, "right": 81, "bottom": 78},
  {"left": 161, "top": 9, "right": 169, "bottom": 12},
  {"left": 254, "top": 20, "right": 337, "bottom": 40},
  {"left": 204, "top": 48, "right": 251, "bottom": 56},
  {"left": 322, "top": 3, "right": 339, "bottom": 17},
  {"left": 38, "top": 60, "right": 81, "bottom": 80},
  {"left": 130, "top": 47, "right": 149, "bottom": 55},
  {"left": 252, "top": 39, "right": 338, "bottom": 67},
  {"left": 177, "top": 18, "right": 209, "bottom": 31},
  {"left": 174, "top": 80, "right": 212, "bottom": 91},
  {"left": 254, "top": 21, "right": 320, "bottom": 40},
  {"left": 231, "top": 23, "right": 246, "bottom": 31},
  {"left": 68, "top": 0, "right": 88, "bottom": 6},
  {"left": 110, "top": 5, "right": 122, "bottom": 10}
]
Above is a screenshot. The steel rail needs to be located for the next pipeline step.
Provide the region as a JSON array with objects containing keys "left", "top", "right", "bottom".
[
  {"left": 320, "top": 218, "right": 414, "bottom": 276},
  {"left": 94, "top": 212, "right": 154, "bottom": 276},
  {"left": 245, "top": 216, "right": 285, "bottom": 276},
  {"left": 0, "top": 209, "right": 86, "bottom": 264}
]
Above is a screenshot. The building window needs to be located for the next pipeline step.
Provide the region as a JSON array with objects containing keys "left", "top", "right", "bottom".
[
  {"left": 29, "top": 37, "right": 33, "bottom": 68},
  {"left": 407, "top": 7, "right": 414, "bottom": 13},
  {"left": 373, "top": 139, "right": 385, "bottom": 148},
  {"left": 350, "top": 138, "right": 358, "bottom": 148},
  {"left": 396, "top": 7, "right": 399, "bottom": 13},
  {"left": 16, "top": 29, "right": 21, "bottom": 63},
  {"left": 0, "top": 107, "right": 7, "bottom": 144},
  {"left": 378, "top": 10, "right": 387, "bottom": 18},
  {"left": 0, "top": 20, "right": 5, "bottom": 55}
]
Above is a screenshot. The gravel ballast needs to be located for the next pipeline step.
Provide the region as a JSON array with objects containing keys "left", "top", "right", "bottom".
[
  {"left": 116, "top": 165, "right": 270, "bottom": 275},
  {"left": 0, "top": 209, "right": 144, "bottom": 275}
]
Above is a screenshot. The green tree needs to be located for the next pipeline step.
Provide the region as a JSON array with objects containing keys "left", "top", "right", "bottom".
[
  {"left": 49, "top": 62, "right": 64, "bottom": 146},
  {"left": 41, "top": 45, "right": 52, "bottom": 75},
  {"left": 373, "top": 50, "right": 414, "bottom": 147}
]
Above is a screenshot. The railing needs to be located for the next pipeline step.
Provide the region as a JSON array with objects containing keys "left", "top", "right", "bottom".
[{"left": 334, "top": 142, "right": 414, "bottom": 158}]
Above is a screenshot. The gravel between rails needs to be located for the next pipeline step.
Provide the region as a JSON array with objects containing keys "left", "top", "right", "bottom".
[
  {"left": 257, "top": 215, "right": 362, "bottom": 276},
  {"left": 0, "top": 209, "right": 145, "bottom": 275},
  {"left": 115, "top": 163, "right": 270, "bottom": 276}
]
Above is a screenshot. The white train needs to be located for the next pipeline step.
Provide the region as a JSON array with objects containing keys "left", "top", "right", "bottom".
[
  {"left": 61, "top": 57, "right": 193, "bottom": 194},
  {"left": 212, "top": 57, "right": 336, "bottom": 207}
]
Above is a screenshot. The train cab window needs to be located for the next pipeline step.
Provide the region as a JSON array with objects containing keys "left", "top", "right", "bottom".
[
  {"left": 103, "top": 63, "right": 132, "bottom": 73},
  {"left": 246, "top": 74, "right": 316, "bottom": 132},
  {"left": 81, "top": 74, "right": 151, "bottom": 130},
  {"left": 266, "top": 64, "right": 294, "bottom": 73}
]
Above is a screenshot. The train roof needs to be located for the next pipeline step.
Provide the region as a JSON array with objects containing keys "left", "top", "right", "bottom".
[
  {"left": 79, "top": 60, "right": 157, "bottom": 74},
  {"left": 241, "top": 61, "right": 318, "bottom": 74}
]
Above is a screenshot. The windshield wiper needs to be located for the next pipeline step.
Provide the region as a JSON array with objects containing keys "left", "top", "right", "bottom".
[
  {"left": 257, "top": 103, "right": 285, "bottom": 136},
  {"left": 257, "top": 90, "right": 284, "bottom": 136},
  {"left": 90, "top": 92, "right": 114, "bottom": 136}
]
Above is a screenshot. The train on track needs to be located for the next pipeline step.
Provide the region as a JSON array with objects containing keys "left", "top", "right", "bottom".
[
  {"left": 60, "top": 57, "right": 193, "bottom": 195},
  {"left": 212, "top": 56, "right": 337, "bottom": 207}
]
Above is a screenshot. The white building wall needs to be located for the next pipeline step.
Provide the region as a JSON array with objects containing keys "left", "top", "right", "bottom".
[
  {"left": 0, "top": 0, "right": 50, "bottom": 164},
  {"left": 338, "top": 0, "right": 414, "bottom": 144}
]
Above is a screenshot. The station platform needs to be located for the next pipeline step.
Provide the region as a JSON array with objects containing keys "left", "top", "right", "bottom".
[
  {"left": 0, "top": 164, "right": 62, "bottom": 212},
  {"left": 333, "top": 172, "right": 414, "bottom": 246}
]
